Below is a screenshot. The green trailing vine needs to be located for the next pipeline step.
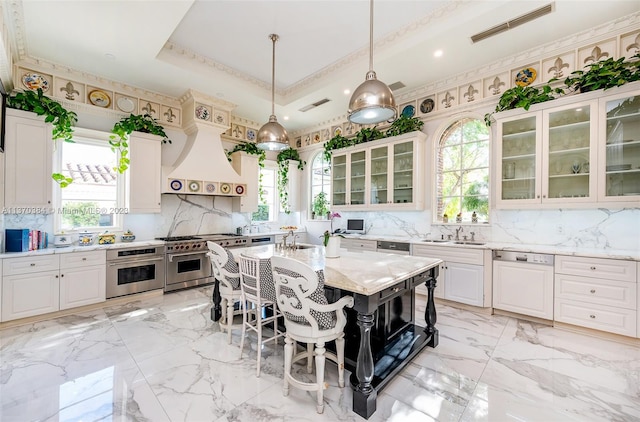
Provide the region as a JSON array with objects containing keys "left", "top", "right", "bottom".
[
  {"left": 6, "top": 88, "right": 78, "bottom": 187},
  {"left": 483, "top": 85, "right": 564, "bottom": 126},
  {"left": 110, "top": 113, "right": 172, "bottom": 173},
  {"left": 385, "top": 115, "right": 424, "bottom": 137},
  {"left": 276, "top": 148, "right": 306, "bottom": 214},
  {"left": 226, "top": 142, "right": 267, "bottom": 203}
]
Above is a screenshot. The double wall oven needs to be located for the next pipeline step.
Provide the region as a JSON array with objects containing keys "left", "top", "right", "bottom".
[
  {"left": 106, "top": 245, "right": 166, "bottom": 299},
  {"left": 157, "top": 234, "right": 248, "bottom": 292}
]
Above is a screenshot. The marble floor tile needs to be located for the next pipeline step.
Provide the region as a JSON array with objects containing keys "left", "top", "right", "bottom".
[{"left": 1, "top": 286, "right": 639, "bottom": 422}]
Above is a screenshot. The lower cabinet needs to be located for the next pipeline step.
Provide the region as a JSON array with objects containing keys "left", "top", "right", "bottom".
[
  {"left": 554, "top": 255, "right": 637, "bottom": 337},
  {"left": 412, "top": 244, "right": 491, "bottom": 307},
  {"left": 341, "top": 238, "right": 377, "bottom": 252},
  {"left": 493, "top": 259, "right": 554, "bottom": 320},
  {"left": 1, "top": 251, "right": 106, "bottom": 322}
]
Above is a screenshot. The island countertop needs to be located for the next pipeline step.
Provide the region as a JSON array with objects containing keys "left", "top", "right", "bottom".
[{"left": 229, "top": 244, "right": 442, "bottom": 296}]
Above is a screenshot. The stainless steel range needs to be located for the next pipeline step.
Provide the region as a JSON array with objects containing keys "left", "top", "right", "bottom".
[{"left": 156, "top": 234, "right": 248, "bottom": 292}]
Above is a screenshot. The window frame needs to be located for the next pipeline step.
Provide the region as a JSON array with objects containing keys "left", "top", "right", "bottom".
[
  {"left": 252, "top": 160, "right": 279, "bottom": 223},
  {"left": 52, "top": 127, "right": 125, "bottom": 234},
  {"left": 309, "top": 151, "right": 332, "bottom": 218}
]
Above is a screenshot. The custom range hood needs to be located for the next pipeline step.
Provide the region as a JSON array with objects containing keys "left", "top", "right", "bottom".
[{"left": 162, "top": 90, "right": 249, "bottom": 196}]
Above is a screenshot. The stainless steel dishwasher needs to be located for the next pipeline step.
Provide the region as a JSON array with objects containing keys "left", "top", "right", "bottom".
[
  {"left": 376, "top": 240, "right": 411, "bottom": 255},
  {"left": 493, "top": 251, "right": 555, "bottom": 320}
]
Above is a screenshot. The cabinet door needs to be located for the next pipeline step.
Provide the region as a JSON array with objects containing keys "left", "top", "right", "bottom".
[
  {"left": 332, "top": 153, "right": 348, "bottom": 206},
  {"left": 231, "top": 151, "right": 259, "bottom": 213},
  {"left": 59, "top": 265, "right": 106, "bottom": 310},
  {"left": 495, "top": 114, "right": 542, "bottom": 207},
  {"left": 4, "top": 110, "right": 53, "bottom": 209},
  {"left": 391, "top": 140, "right": 415, "bottom": 206},
  {"left": 493, "top": 260, "right": 554, "bottom": 320},
  {"left": 542, "top": 100, "right": 597, "bottom": 203},
  {"left": 127, "top": 133, "right": 162, "bottom": 213},
  {"left": 369, "top": 144, "right": 389, "bottom": 205},
  {"left": 598, "top": 92, "right": 640, "bottom": 201},
  {"left": 444, "top": 262, "right": 484, "bottom": 306},
  {"left": 349, "top": 150, "right": 367, "bottom": 206},
  {"left": 2, "top": 272, "right": 60, "bottom": 321}
]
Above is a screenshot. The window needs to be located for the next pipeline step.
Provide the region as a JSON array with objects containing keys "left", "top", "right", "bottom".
[
  {"left": 252, "top": 162, "right": 277, "bottom": 222},
  {"left": 436, "top": 118, "right": 490, "bottom": 223},
  {"left": 309, "top": 152, "right": 331, "bottom": 217},
  {"left": 53, "top": 129, "right": 125, "bottom": 232}
]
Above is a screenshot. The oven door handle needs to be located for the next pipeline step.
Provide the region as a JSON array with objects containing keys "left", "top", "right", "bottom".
[
  {"left": 167, "top": 252, "right": 208, "bottom": 262},
  {"left": 108, "top": 256, "right": 165, "bottom": 266}
]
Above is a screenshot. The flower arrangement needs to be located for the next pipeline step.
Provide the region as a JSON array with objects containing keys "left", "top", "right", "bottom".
[
  {"left": 328, "top": 211, "right": 341, "bottom": 233},
  {"left": 320, "top": 212, "right": 342, "bottom": 247}
]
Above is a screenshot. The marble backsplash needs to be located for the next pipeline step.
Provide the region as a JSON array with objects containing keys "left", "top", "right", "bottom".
[{"left": 1, "top": 196, "right": 638, "bottom": 252}]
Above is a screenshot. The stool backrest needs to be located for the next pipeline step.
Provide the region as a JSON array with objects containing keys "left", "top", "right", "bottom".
[{"left": 206, "top": 241, "right": 240, "bottom": 290}]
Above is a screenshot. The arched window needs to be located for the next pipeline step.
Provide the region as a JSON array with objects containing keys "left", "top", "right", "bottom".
[
  {"left": 310, "top": 151, "right": 331, "bottom": 217},
  {"left": 436, "top": 118, "right": 490, "bottom": 223}
]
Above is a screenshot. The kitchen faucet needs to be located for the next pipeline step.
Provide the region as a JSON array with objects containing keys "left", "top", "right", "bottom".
[{"left": 455, "top": 226, "right": 463, "bottom": 241}]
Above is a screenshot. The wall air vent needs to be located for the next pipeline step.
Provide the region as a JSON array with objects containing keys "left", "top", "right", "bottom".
[
  {"left": 299, "top": 98, "right": 331, "bottom": 112},
  {"left": 388, "top": 81, "right": 406, "bottom": 91},
  {"left": 471, "top": 2, "right": 554, "bottom": 43}
]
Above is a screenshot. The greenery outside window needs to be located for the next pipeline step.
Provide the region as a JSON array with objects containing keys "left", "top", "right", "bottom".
[
  {"left": 309, "top": 152, "right": 331, "bottom": 218},
  {"left": 436, "top": 118, "right": 489, "bottom": 223},
  {"left": 53, "top": 129, "right": 125, "bottom": 233},
  {"left": 252, "top": 162, "right": 278, "bottom": 222}
]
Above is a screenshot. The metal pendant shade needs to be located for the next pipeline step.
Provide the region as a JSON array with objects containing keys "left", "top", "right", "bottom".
[
  {"left": 257, "top": 34, "right": 289, "bottom": 151},
  {"left": 348, "top": 0, "right": 396, "bottom": 124}
]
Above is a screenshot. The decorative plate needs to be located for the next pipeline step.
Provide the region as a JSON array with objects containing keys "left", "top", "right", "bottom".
[
  {"left": 235, "top": 185, "right": 245, "bottom": 195},
  {"left": 246, "top": 128, "right": 256, "bottom": 141},
  {"left": 401, "top": 104, "right": 416, "bottom": 118},
  {"left": 515, "top": 67, "right": 537, "bottom": 87},
  {"left": 333, "top": 126, "right": 343, "bottom": 137},
  {"left": 116, "top": 96, "right": 135, "bottom": 113},
  {"left": 22, "top": 72, "right": 50, "bottom": 92},
  {"left": 420, "top": 98, "right": 435, "bottom": 114},
  {"left": 214, "top": 112, "right": 225, "bottom": 124},
  {"left": 220, "top": 183, "right": 231, "bottom": 194},
  {"left": 195, "top": 105, "right": 210, "bottom": 120},
  {"left": 188, "top": 181, "right": 201, "bottom": 192},
  {"left": 205, "top": 183, "right": 217, "bottom": 193},
  {"left": 170, "top": 179, "right": 183, "bottom": 191},
  {"left": 89, "top": 90, "right": 111, "bottom": 107}
]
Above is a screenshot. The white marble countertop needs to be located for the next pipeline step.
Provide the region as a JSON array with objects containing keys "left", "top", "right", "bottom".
[
  {"left": 229, "top": 244, "right": 441, "bottom": 296},
  {"left": 339, "top": 234, "right": 640, "bottom": 261},
  {"left": 0, "top": 240, "right": 165, "bottom": 259},
  {"left": 243, "top": 229, "right": 307, "bottom": 237}
]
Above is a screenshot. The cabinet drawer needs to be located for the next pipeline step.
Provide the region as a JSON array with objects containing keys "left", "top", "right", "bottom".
[
  {"left": 555, "top": 255, "right": 636, "bottom": 282},
  {"left": 555, "top": 274, "right": 636, "bottom": 310},
  {"left": 60, "top": 250, "right": 106, "bottom": 269},
  {"left": 555, "top": 298, "right": 636, "bottom": 337},
  {"left": 379, "top": 281, "right": 407, "bottom": 301},
  {"left": 341, "top": 238, "right": 377, "bottom": 251},
  {"left": 3, "top": 254, "right": 59, "bottom": 276},
  {"left": 412, "top": 244, "right": 484, "bottom": 265}
]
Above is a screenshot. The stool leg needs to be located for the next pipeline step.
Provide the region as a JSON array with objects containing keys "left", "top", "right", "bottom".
[
  {"left": 226, "top": 298, "right": 234, "bottom": 344},
  {"left": 239, "top": 297, "right": 247, "bottom": 359},
  {"left": 306, "top": 342, "right": 313, "bottom": 373},
  {"left": 336, "top": 334, "right": 345, "bottom": 388},
  {"left": 283, "top": 335, "right": 293, "bottom": 396},
  {"left": 256, "top": 302, "right": 263, "bottom": 377},
  {"left": 315, "top": 342, "right": 326, "bottom": 414}
]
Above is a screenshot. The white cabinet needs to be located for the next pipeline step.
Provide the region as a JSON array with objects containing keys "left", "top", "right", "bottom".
[
  {"left": 412, "top": 244, "right": 490, "bottom": 307},
  {"left": 4, "top": 109, "right": 53, "bottom": 209},
  {"left": 554, "top": 255, "right": 637, "bottom": 337},
  {"left": 493, "top": 259, "right": 554, "bottom": 320},
  {"left": 126, "top": 132, "right": 162, "bottom": 213},
  {"left": 59, "top": 251, "right": 106, "bottom": 310},
  {"left": 1, "top": 251, "right": 107, "bottom": 321},
  {"left": 331, "top": 131, "right": 426, "bottom": 211},
  {"left": 2, "top": 255, "right": 60, "bottom": 321},
  {"left": 231, "top": 151, "right": 259, "bottom": 213},
  {"left": 341, "top": 238, "right": 377, "bottom": 252}
]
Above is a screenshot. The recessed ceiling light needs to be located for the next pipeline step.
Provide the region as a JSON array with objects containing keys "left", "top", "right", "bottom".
[
  {"left": 104, "top": 53, "right": 116, "bottom": 60},
  {"left": 283, "top": 116, "right": 289, "bottom": 120},
  {"left": 344, "top": 89, "right": 350, "bottom": 95},
  {"left": 434, "top": 50, "right": 443, "bottom": 58}
]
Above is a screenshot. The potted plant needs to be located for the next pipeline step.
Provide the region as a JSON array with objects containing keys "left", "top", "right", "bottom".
[
  {"left": 385, "top": 115, "right": 424, "bottom": 137},
  {"left": 562, "top": 53, "right": 640, "bottom": 93},
  {"left": 484, "top": 84, "right": 564, "bottom": 126},
  {"left": 323, "top": 133, "right": 351, "bottom": 161},
  {"left": 110, "top": 113, "right": 172, "bottom": 173},
  {"left": 312, "top": 192, "right": 330, "bottom": 220},
  {"left": 226, "top": 141, "right": 267, "bottom": 203},
  {"left": 276, "top": 147, "right": 306, "bottom": 214}
]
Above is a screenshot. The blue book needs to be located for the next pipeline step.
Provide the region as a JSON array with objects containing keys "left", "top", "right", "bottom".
[{"left": 5, "top": 229, "right": 30, "bottom": 252}]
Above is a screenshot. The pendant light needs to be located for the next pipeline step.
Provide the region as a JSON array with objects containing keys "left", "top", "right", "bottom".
[
  {"left": 348, "top": 0, "right": 396, "bottom": 124},
  {"left": 257, "top": 34, "right": 289, "bottom": 151}
]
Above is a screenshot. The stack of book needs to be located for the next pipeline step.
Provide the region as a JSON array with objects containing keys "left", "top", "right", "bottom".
[{"left": 5, "top": 229, "right": 49, "bottom": 252}]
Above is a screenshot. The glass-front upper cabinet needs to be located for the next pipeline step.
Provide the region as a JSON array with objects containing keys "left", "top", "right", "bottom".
[
  {"left": 349, "top": 150, "right": 367, "bottom": 205},
  {"left": 369, "top": 145, "right": 388, "bottom": 205},
  {"left": 495, "top": 114, "right": 541, "bottom": 206},
  {"left": 331, "top": 154, "right": 347, "bottom": 206},
  {"left": 393, "top": 141, "right": 414, "bottom": 204},
  {"left": 542, "top": 101, "right": 597, "bottom": 203},
  {"left": 599, "top": 93, "right": 640, "bottom": 201}
]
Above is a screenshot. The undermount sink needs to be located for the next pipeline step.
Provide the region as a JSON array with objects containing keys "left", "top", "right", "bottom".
[
  {"left": 421, "top": 239, "right": 450, "bottom": 243},
  {"left": 293, "top": 244, "right": 316, "bottom": 249},
  {"left": 452, "top": 241, "right": 486, "bottom": 246}
]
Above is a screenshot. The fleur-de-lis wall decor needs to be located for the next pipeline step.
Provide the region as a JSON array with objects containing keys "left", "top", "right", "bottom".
[
  {"left": 548, "top": 57, "right": 570, "bottom": 78},
  {"left": 488, "top": 77, "right": 505, "bottom": 95},
  {"left": 625, "top": 33, "right": 640, "bottom": 55},
  {"left": 584, "top": 46, "right": 609, "bottom": 64},
  {"left": 463, "top": 85, "right": 478, "bottom": 102},
  {"left": 60, "top": 82, "right": 79, "bottom": 100},
  {"left": 164, "top": 107, "right": 176, "bottom": 123},
  {"left": 441, "top": 92, "right": 455, "bottom": 108},
  {"left": 142, "top": 102, "right": 156, "bottom": 116}
]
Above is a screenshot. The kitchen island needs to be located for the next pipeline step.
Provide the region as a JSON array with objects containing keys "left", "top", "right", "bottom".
[{"left": 224, "top": 244, "right": 441, "bottom": 419}]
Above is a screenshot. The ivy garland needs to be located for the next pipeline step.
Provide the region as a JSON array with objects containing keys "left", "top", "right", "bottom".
[
  {"left": 226, "top": 142, "right": 267, "bottom": 203},
  {"left": 276, "top": 148, "right": 305, "bottom": 214}
]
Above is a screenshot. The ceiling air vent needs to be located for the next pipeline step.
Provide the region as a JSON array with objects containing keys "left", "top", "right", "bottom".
[
  {"left": 471, "top": 2, "right": 555, "bottom": 43},
  {"left": 299, "top": 98, "right": 331, "bottom": 112},
  {"left": 388, "top": 81, "right": 405, "bottom": 91}
]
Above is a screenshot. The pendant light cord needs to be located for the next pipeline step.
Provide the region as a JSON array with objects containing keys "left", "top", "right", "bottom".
[
  {"left": 269, "top": 34, "right": 278, "bottom": 116},
  {"left": 368, "top": 0, "right": 374, "bottom": 72}
]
